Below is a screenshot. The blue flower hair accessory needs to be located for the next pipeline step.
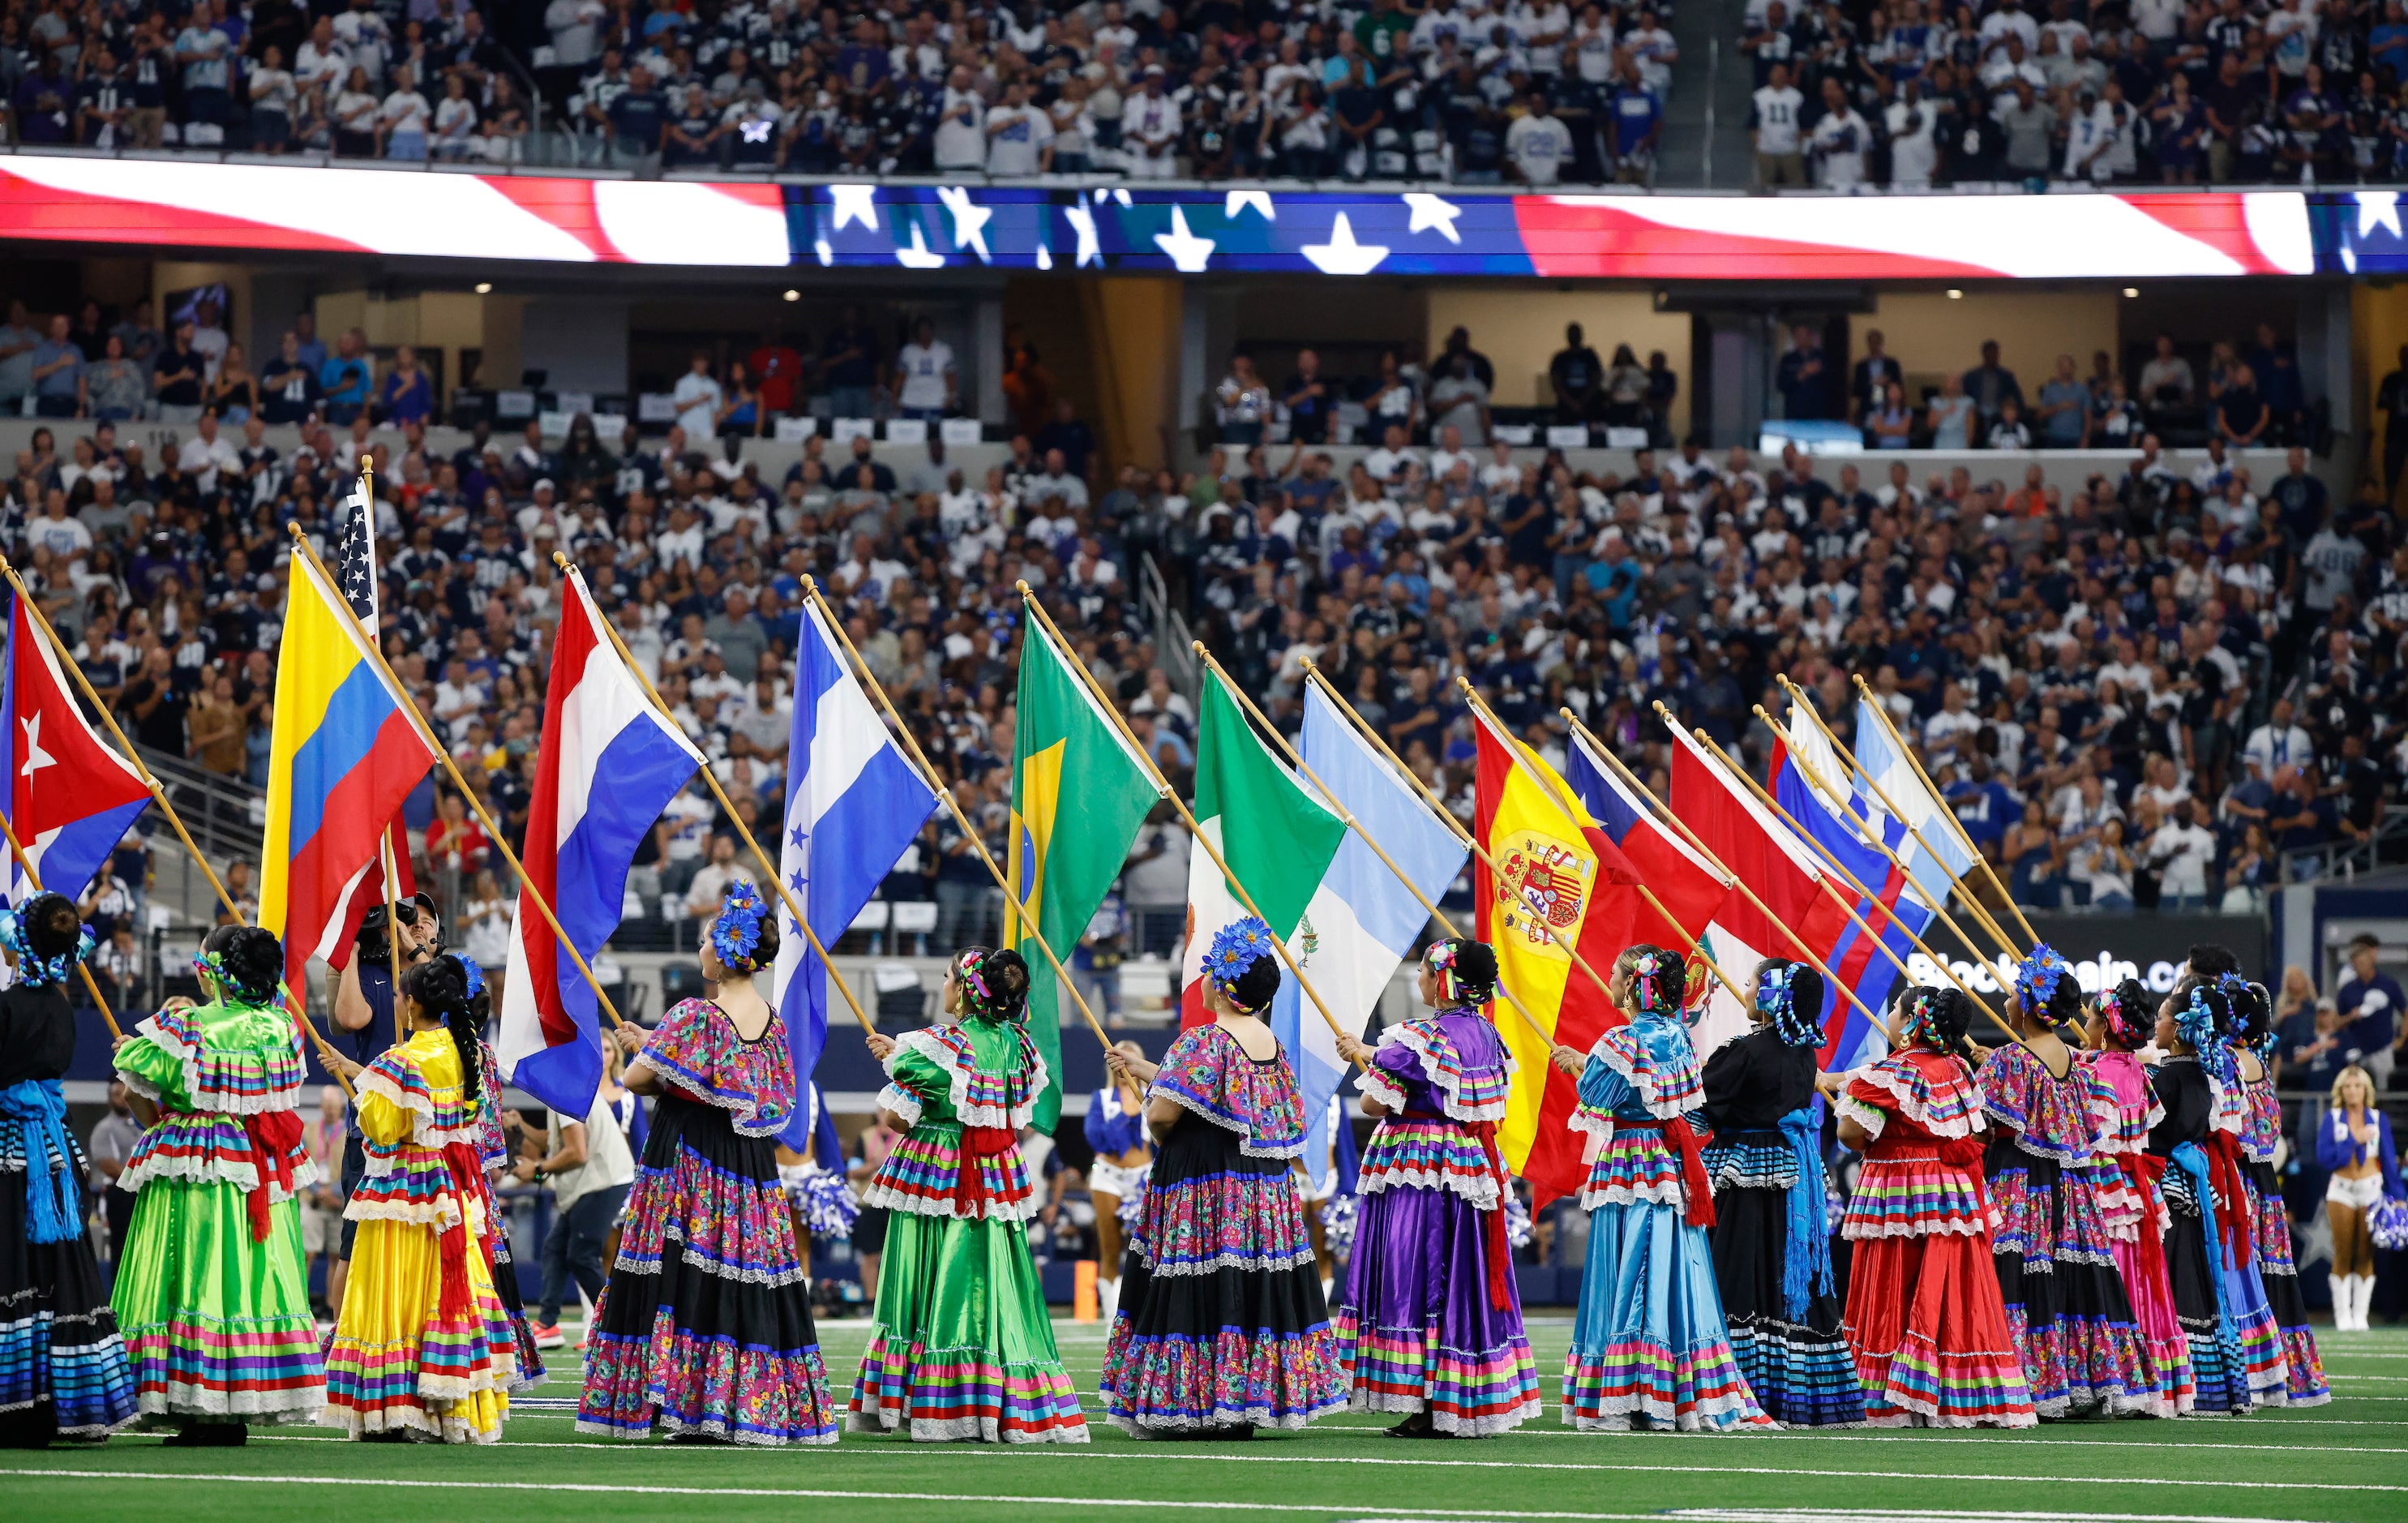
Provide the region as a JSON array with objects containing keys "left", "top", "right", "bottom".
[
  {"left": 451, "top": 952, "right": 486, "bottom": 1002},
  {"left": 2217, "top": 972, "right": 2277, "bottom": 1063},
  {"left": 1206, "top": 916, "right": 1276, "bottom": 1006},
  {"left": 1759, "top": 962, "right": 1823, "bottom": 1049},
  {"left": 0, "top": 907, "right": 93, "bottom": 989},
  {"left": 2016, "top": 942, "right": 2070, "bottom": 1015},
  {"left": 2175, "top": 981, "right": 2236, "bottom": 1087},
  {"left": 710, "top": 882, "right": 768, "bottom": 975}
]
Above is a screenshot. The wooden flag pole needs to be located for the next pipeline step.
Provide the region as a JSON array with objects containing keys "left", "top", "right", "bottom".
[
  {"left": 1673, "top": 708, "right": 2018, "bottom": 1042},
  {"left": 0, "top": 806, "right": 120, "bottom": 1038},
  {"left": 0, "top": 555, "right": 349, "bottom": 1086},
  {"left": 1776, "top": 676, "right": 2025, "bottom": 962},
  {"left": 1014, "top": 582, "right": 1361, "bottom": 1068},
  {"left": 1557, "top": 706, "right": 1885, "bottom": 1032},
  {"left": 285, "top": 523, "right": 627, "bottom": 1031},
  {"left": 381, "top": 834, "right": 405, "bottom": 1045},
  {"left": 558, "top": 556, "right": 874, "bottom": 1037},
  {"left": 1853, "top": 673, "right": 2042, "bottom": 947},
  {"left": 799, "top": 576, "right": 1110, "bottom": 1052}
]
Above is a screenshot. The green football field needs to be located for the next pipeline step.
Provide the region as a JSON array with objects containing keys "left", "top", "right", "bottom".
[{"left": 13, "top": 1317, "right": 2406, "bottom": 1523}]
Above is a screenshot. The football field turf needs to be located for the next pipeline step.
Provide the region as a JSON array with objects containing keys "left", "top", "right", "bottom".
[{"left": 15, "top": 1318, "right": 2406, "bottom": 1523}]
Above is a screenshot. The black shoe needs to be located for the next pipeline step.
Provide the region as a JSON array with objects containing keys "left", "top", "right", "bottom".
[
  {"left": 165, "top": 1423, "right": 247, "bottom": 1448},
  {"left": 1384, "top": 1411, "right": 1439, "bottom": 1439}
]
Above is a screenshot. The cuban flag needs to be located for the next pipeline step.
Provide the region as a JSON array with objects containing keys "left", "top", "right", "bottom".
[
  {"left": 0, "top": 594, "right": 149, "bottom": 906},
  {"left": 498, "top": 568, "right": 703, "bottom": 1119},
  {"left": 1293, "top": 680, "right": 1466, "bottom": 1176},
  {"left": 773, "top": 598, "right": 936, "bottom": 1150}
]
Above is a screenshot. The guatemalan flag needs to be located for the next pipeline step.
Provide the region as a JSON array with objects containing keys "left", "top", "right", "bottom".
[
  {"left": 498, "top": 568, "right": 703, "bottom": 1119},
  {"left": 773, "top": 598, "right": 936, "bottom": 1151},
  {"left": 0, "top": 594, "right": 149, "bottom": 906},
  {"left": 1293, "top": 680, "right": 1466, "bottom": 1180}
]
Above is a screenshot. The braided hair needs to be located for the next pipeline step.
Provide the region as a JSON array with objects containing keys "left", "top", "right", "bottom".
[
  {"left": 1422, "top": 937, "right": 1498, "bottom": 1008},
  {"left": 203, "top": 924, "right": 284, "bottom": 1008},
  {"left": 401, "top": 952, "right": 489, "bottom": 1101},
  {"left": 953, "top": 946, "right": 1031, "bottom": 1022},
  {"left": 1897, "top": 985, "right": 1977, "bottom": 1067},
  {"left": 2169, "top": 972, "right": 2237, "bottom": 1088},
  {"left": 0, "top": 891, "right": 90, "bottom": 989},
  {"left": 1755, "top": 958, "right": 1827, "bottom": 1049},
  {"left": 2093, "top": 976, "right": 2153, "bottom": 1052},
  {"left": 1621, "top": 943, "right": 1686, "bottom": 1019},
  {"left": 2226, "top": 973, "right": 2277, "bottom": 1064}
]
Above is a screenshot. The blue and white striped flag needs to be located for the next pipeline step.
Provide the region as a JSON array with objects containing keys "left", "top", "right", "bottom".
[{"left": 773, "top": 599, "right": 938, "bottom": 1149}]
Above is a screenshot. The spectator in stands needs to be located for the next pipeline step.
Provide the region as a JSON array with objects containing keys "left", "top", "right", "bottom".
[{"left": 1776, "top": 324, "right": 1839, "bottom": 422}]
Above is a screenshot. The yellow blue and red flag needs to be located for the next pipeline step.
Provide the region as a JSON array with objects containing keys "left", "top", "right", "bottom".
[{"left": 259, "top": 547, "right": 441, "bottom": 998}]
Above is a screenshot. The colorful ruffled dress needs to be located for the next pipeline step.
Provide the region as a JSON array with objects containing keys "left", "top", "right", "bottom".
[
  {"left": 0, "top": 981, "right": 135, "bottom": 1441},
  {"left": 579, "top": 998, "right": 838, "bottom": 1444},
  {"left": 848, "top": 1014, "right": 1086, "bottom": 1443},
  {"left": 2147, "top": 1056, "right": 2253, "bottom": 1415},
  {"left": 1975, "top": 1042, "right": 2157, "bottom": 1418},
  {"left": 111, "top": 999, "right": 324, "bottom": 1426},
  {"left": 2080, "top": 1048, "right": 2193, "bottom": 1417},
  {"left": 1099, "top": 1023, "right": 1345, "bottom": 1435},
  {"left": 2238, "top": 1064, "right": 2327, "bottom": 1406},
  {"left": 1562, "top": 1014, "right": 1770, "bottom": 1432},
  {"left": 1837, "top": 1049, "right": 2037, "bottom": 1428},
  {"left": 1334, "top": 1007, "right": 1541, "bottom": 1436},
  {"left": 323, "top": 1026, "right": 516, "bottom": 1440},
  {"left": 1699, "top": 1023, "right": 1865, "bottom": 1427},
  {"left": 2203, "top": 1066, "right": 2289, "bottom": 1406},
  {"left": 471, "top": 1041, "right": 545, "bottom": 1392}
]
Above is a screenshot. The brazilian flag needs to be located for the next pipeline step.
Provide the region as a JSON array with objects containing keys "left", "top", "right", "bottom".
[{"left": 1007, "top": 612, "right": 1159, "bottom": 1133}]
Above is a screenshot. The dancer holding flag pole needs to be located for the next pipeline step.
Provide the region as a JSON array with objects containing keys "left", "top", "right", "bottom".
[
  {"left": 557, "top": 556, "right": 874, "bottom": 1040},
  {"left": 281, "top": 524, "right": 623, "bottom": 1032},
  {"left": 1776, "top": 676, "right": 2025, "bottom": 962},
  {"left": 1014, "top": 582, "right": 1357, "bottom": 1062},
  {"left": 1672, "top": 709, "right": 2017, "bottom": 1042},
  {"left": 1453, "top": 675, "right": 1746, "bottom": 1011},
  {"left": 0, "top": 809, "right": 118, "bottom": 1037},
  {"left": 0, "top": 556, "right": 350, "bottom": 1088},
  {"left": 1556, "top": 706, "right": 1887, "bottom": 1036},
  {"left": 796, "top": 574, "right": 1112, "bottom": 1053},
  {"left": 1853, "top": 673, "right": 2042, "bottom": 948},
  {"left": 1756, "top": 704, "right": 2031, "bottom": 997}
]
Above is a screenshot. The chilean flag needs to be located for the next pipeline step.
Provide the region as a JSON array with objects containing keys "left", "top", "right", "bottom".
[
  {"left": 498, "top": 568, "right": 702, "bottom": 1118},
  {"left": 0, "top": 594, "right": 150, "bottom": 905}
]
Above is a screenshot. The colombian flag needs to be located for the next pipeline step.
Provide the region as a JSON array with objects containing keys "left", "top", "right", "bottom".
[
  {"left": 259, "top": 548, "right": 441, "bottom": 1001},
  {"left": 1472, "top": 709, "right": 1643, "bottom": 1207}
]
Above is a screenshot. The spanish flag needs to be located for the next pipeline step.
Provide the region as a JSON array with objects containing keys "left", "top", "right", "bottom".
[
  {"left": 1472, "top": 709, "right": 1643, "bottom": 1206},
  {"left": 259, "top": 547, "right": 442, "bottom": 1002}
]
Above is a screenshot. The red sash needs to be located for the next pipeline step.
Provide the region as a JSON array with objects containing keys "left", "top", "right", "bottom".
[
  {"left": 956, "top": 1124, "right": 1018, "bottom": 1214},
  {"left": 1617, "top": 1116, "right": 1718, "bottom": 1230},
  {"left": 237, "top": 1110, "right": 302, "bottom": 1243},
  {"left": 435, "top": 1141, "right": 493, "bottom": 1318},
  {"left": 2114, "top": 1151, "right": 2171, "bottom": 1290},
  {"left": 2204, "top": 1130, "right": 2252, "bottom": 1267}
]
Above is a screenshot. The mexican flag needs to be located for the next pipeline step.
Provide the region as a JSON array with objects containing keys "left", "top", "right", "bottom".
[
  {"left": 1007, "top": 615, "right": 1159, "bottom": 1134},
  {"left": 1180, "top": 672, "right": 1349, "bottom": 1033}
]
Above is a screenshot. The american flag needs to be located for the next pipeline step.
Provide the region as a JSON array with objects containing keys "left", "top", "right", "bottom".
[{"left": 336, "top": 470, "right": 378, "bottom": 633}]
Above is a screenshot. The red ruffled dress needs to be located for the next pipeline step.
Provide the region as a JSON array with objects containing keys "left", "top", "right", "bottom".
[{"left": 1837, "top": 1049, "right": 2037, "bottom": 1428}]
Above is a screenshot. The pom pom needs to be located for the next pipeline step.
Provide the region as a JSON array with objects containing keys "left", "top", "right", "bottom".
[
  {"left": 1320, "top": 1192, "right": 1359, "bottom": 1258},
  {"left": 786, "top": 1165, "right": 859, "bottom": 1241},
  {"left": 2371, "top": 1196, "right": 2408, "bottom": 1252}
]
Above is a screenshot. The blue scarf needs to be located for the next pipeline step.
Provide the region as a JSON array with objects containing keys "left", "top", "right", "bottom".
[
  {"left": 0, "top": 1078, "right": 80, "bottom": 1244},
  {"left": 2170, "top": 1139, "right": 2249, "bottom": 1384},
  {"left": 1779, "top": 1100, "right": 1833, "bottom": 1322}
]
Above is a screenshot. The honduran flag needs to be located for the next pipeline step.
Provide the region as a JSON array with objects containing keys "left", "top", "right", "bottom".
[
  {"left": 0, "top": 594, "right": 150, "bottom": 907},
  {"left": 498, "top": 568, "right": 703, "bottom": 1120},
  {"left": 772, "top": 598, "right": 936, "bottom": 1151},
  {"left": 260, "top": 548, "right": 443, "bottom": 1005}
]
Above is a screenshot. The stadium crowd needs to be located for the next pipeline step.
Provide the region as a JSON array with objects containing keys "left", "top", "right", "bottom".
[{"left": 1746, "top": 0, "right": 2408, "bottom": 188}]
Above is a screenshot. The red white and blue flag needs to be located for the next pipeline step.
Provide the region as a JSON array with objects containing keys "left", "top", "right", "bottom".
[
  {"left": 497, "top": 568, "right": 702, "bottom": 1118},
  {"left": 0, "top": 594, "right": 150, "bottom": 905}
]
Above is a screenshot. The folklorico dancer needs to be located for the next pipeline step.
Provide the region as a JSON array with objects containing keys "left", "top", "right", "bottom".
[
  {"left": 112, "top": 923, "right": 324, "bottom": 1442},
  {"left": 1098, "top": 916, "right": 1346, "bottom": 1438},
  {"left": 1699, "top": 959, "right": 1866, "bottom": 1428},
  {"left": 470, "top": 1032, "right": 546, "bottom": 1392},
  {"left": 1085, "top": 1038, "right": 1154, "bottom": 1332},
  {"left": 321, "top": 952, "right": 516, "bottom": 1442},
  {"left": 2226, "top": 976, "right": 2329, "bottom": 1405},
  {"left": 1553, "top": 945, "right": 1771, "bottom": 1432},
  {"left": 0, "top": 892, "right": 135, "bottom": 1445},
  {"left": 2188, "top": 961, "right": 2291, "bottom": 1408},
  {"left": 2316, "top": 1062, "right": 2402, "bottom": 1332},
  {"left": 1330, "top": 937, "right": 1542, "bottom": 1439},
  {"left": 1836, "top": 986, "right": 2037, "bottom": 1429},
  {"left": 579, "top": 886, "right": 839, "bottom": 1444},
  {"left": 1979, "top": 946, "right": 2161, "bottom": 1418},
  {"left": 849, "top": 946, "right": 1086, "bottom": 1444},
  {"left": 2083, "top": 978, "right": 2196, "bottom": 1416},
  {"left": 2147, "top": 974, "right": 2256, "bottom": 1415}
]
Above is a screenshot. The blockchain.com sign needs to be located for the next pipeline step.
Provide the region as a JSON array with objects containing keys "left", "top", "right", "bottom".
[{"left": 1911, "top": 913, "right": 2267, "bottom": 998}]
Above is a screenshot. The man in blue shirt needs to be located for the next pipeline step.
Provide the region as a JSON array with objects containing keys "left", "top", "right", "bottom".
[
  {"left": 2334, "top": 933, "right": 2404, "bottom": 1085},
  {"left": 173, "top": 0, "right": 234, "bottom": 139},
  {"left": 1776, "top": 322, "right": 1838, "bottom": 420},
  {"left": 28, "top": 313, "right": 84, "bottom": 418},
  {"left": 606, "top": 64, "right": 669, "bottom": 159},
  {"left": 318, "top": 330, "right": 372, "bottom": 425},
  {"left": 1607, "top": 59, "right": 1661, "bottom": 182}
]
